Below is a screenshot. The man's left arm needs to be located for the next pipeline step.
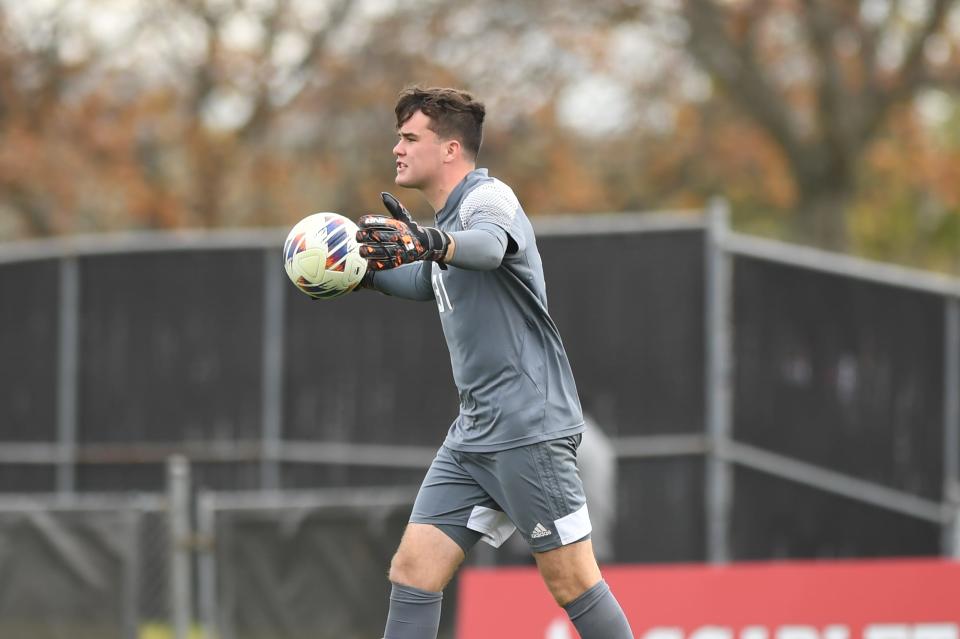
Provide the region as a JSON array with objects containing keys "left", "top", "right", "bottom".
[
  {"left": 444, "top": 223, "right": 508, "bottom": 271},
  {"left": 356, "top": 193, "right": 508, "bottom": 273}
]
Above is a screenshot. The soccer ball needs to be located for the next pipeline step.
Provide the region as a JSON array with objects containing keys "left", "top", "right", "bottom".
[{"left": 283, "top": 212, "right": 367, "bottom": 299}]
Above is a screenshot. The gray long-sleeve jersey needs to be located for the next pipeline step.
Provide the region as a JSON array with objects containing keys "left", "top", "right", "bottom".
[{"left": 372, "top": 169, "right": 584, "bottom": 452}]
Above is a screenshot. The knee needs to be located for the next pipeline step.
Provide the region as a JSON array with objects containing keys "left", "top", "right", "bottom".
[
  {"left": 388, "top": 547, "right": 448, "bottom": 592},
  {"left": 388, "top": 523, "right": 464, "bottom": 592},
  {"left": 387, "top": 548, "right": 415, "bottom": 586},
  {"left": 543, "top": 573, "right": 597, "bottom": 607},
  {"left": 535, "top": 540, "right": 603, "bottom": 606}
]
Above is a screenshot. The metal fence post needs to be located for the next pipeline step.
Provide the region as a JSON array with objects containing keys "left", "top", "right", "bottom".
[
  {"left": 56, "top": 256, "right": 79, "bottom": 494},
  {"left": 944, "top": 297, "right": 960, "bottom": 559},
  {"left": 705, "top": 197, "right": 733, "bottom": 564},
  {"left": 261, "top": 249, "right": 285, "bottom": 490},
  {"left": 168, "top": 455, "right": 192, "bottom": 639},
  {"left": 949, "top": 507, "right": 960, "bottom": 560},
  {"left": 123, "top": 505, "right": 142, "bottom": 639},
  {"left": 197, "top": 490, "right": 218, "bottom": 639}
]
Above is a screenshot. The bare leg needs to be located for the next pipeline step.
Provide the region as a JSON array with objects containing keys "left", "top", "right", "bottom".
[
  {"left": 388, "top": 523, "right": 465, "bottom": 591},
  {"left": 533, "top": 538, "right": 603, "bottom": 605},
  {"left": 383, "top": 523, "right": 465, "bottom": 639},
  {"left": 534, "top": 539, "right": 633, "bottom": 638}
]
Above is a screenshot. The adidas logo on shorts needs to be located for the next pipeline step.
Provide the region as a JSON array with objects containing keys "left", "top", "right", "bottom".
[{"left": 531, "top": 523, "right": 552, "bottom": 539}]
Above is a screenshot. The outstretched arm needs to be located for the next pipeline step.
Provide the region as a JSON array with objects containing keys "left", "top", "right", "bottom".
[
  {"left": 357, "top": 222, "right": 503, "bottom": 300},
  {"left": 357, "top": 192, "right": 510, "bottom": 273},
  {"left": 364, "top": 261, "right": 435, "bottom": 301},
  {"left": 444, "top": 222, "right": 508, "bottom": 271}
]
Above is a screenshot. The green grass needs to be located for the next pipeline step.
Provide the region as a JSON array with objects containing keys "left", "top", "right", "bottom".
[{"left": 140, "top": 622, "right": 205, "bottom": 639}]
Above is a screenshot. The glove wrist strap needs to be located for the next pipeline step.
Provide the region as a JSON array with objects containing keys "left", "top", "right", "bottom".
[{"left": 423, "top": 228, "right": 451, "bottom": 262}]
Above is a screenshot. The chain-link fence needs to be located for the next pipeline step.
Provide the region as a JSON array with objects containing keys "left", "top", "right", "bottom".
[
  {"left": 197, "top": 486, "right": 420, "bottom": 639},
  {"left": 1, "top": 208, "right": 959, "bottom": 636},
  {"left": 0, "top": 494, "right": 166, "bottom": 639}
]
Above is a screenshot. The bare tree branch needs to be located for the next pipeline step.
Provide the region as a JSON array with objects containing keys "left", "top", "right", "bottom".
[
  {"left": 297, "top": 0, "right": 352, "bottom": 76},
  {"left": 801, "top": 0, "right": 855, "bottom": 174},
  {"left": 858, "top": 0, "right": 955, "bottom": 146},
  {"left": 238, "top": 0, "right": 353, "bottom": 142},
  {"left": 237, "top": 0, "right": 289, "bottom": 142},
  {"left": 858, "top": 0, "right": 903, "bottom": 92},
  {"left": 683, "top": 0, "right": 810, "bottom": 175},
  {"left": 186, "top": 0, "right": 224, "bottom": 116}
]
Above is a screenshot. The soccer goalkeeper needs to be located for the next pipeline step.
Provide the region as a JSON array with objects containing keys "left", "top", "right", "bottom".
[{"left": 356, "top": 86, "right": 634, "bottom": 639}]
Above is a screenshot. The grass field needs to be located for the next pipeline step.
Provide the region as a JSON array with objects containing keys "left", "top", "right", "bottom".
[{"left": 140, "top": 622, "right": 205, "bottom": 639}]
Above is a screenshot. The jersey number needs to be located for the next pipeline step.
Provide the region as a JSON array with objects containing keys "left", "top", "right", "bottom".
[{"left": 432, "top": 272, "right": 454, "bottom": 313}]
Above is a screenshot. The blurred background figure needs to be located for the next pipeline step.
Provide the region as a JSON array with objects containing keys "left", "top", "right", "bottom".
[{"left": 579, "top": 418, "right": 617, "bottom": 563}]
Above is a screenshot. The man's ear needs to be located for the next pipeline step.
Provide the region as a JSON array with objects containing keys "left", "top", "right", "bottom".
[{"left": 443, "top": 139, "right": 461, "bottom": 163}]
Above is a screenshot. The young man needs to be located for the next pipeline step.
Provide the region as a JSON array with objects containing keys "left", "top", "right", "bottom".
[{"left": 356, "top": 86, "right": 634, "bottom": 639}]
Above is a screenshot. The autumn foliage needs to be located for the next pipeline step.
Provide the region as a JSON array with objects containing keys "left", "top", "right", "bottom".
[{"left": 0, "top": 1, "right": 957, "bottom": 272}]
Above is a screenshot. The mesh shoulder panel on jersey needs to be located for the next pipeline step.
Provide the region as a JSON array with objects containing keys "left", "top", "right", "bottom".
[{"left": 458, "top": 179, "right": 521, "bottom": 231}]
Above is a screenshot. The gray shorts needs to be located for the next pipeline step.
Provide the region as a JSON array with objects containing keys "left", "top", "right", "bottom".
[{"left": 409, "top": 435, "right": 592, "bottom": 554}]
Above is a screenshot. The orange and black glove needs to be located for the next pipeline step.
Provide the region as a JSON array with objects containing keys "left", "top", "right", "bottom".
[{"left": 356, "top": 192, "right": 450, "bottom": 270}]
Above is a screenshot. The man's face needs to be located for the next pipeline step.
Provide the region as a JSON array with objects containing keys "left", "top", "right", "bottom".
[{"left": 393, "top": 110, "right": 445, "bottom": 189}]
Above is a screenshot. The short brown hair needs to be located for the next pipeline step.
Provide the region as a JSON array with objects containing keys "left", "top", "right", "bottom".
[{"left": 395, "top": 86, "right": 486, "bottom": 159}]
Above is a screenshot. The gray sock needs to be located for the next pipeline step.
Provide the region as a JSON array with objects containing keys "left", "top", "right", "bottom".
[
  {"left": 382, "top": 582, "right": 443, "bottom": 639},
  {"left": 563, "top": 579, "right": 634, "bottom": 638}
]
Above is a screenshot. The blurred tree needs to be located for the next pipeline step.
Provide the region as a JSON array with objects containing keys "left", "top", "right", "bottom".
[
  {"left": 851, "top": 98, "right": 960, "bottom": 272},
  {"left": 143, "top": 0, "right": 361, "bottom": 228},
  {"left": 360, "top": 0, "right": 960, "bottom": 261},
  {"left": 0, "top": 0, "right": 365, "bottom": 233},
  {"left": 0, "top": 0, "right": 957, "bottom": 273},
  {"left": 678, "top": 0, "right": 960, "bottom": 250}
]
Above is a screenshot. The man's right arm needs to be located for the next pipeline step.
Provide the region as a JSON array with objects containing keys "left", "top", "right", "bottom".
[{"left": 363, "top": 261, "right": 435, "bottom": 301}]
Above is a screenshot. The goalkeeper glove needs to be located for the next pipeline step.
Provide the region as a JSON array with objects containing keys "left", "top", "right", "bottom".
[{"left": 356, "top": 192, "right": 451, "bottom": 270}]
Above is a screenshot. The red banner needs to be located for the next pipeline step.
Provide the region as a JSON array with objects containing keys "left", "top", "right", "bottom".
[{"left": 457, "top": 559, "right": 960, "bottom": 639}]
